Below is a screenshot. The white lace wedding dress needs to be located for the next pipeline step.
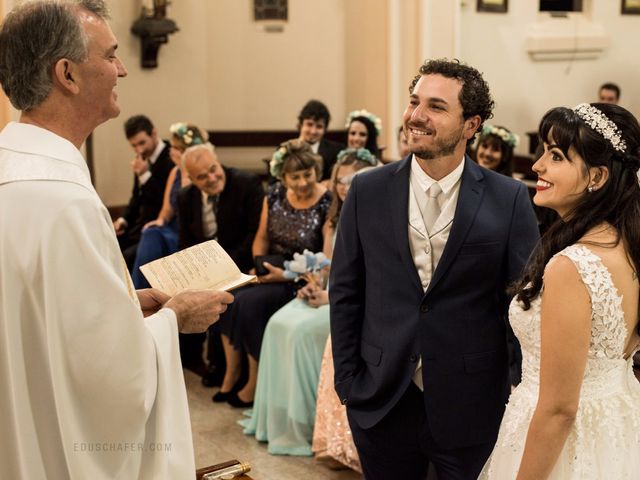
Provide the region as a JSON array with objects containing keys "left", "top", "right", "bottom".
[{"left": 479, "top": 245, "right": 640, "bottom": 479}]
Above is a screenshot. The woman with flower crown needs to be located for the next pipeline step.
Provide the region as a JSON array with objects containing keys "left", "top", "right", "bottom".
[
  {"left": 479, "top": 103, "right": 640, "bottom": 479},
  {"left": 213, "top": 139, "right": 332, "bottom": 408},
  {"left": 474, "top": 123, "right": 518, "bottom": 177},
  {"left": 345, "top": 109, "right": 381, "bottom": 159},
  {"left": 240, "top": 148, "right": 377, "bottom": 457},
  {"left": 131, "top": 123, "right": 207, "bottom": 288}
]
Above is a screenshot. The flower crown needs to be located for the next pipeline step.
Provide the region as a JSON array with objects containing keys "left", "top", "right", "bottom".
[
  {"left": 345, "top": 109, "right": 382, "bottom": 135},
  {"left": 481, "top": 124, "right": 519, "bottom": 148},
  {"left": 336, "top": 148, "right": 377, "bottom": 166},
  {"left": 270, "top": 146, "right": 288, "bottom": 178},
  {"left": 573, "top": 103, "right": 627, "bottom": 153},
  {"left": 169, "top": 122, "right": 206, "bottom": 147}
]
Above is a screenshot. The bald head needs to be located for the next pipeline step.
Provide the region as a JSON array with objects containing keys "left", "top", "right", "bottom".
[{"left": 184, "top": 144, "right": 226, "bottom": 196}]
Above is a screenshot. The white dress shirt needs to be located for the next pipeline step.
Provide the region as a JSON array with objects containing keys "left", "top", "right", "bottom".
[{"left": 409, "top": 154, "right": 465, "bottom": 389}]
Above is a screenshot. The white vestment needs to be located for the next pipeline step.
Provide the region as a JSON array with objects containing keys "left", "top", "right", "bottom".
[{"left": 0, "top": 122, "right": 195, "bottom": 479}]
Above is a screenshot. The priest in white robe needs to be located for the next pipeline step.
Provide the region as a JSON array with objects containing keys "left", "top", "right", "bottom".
[{"left": 0, "top": 1, "right": 233, "bottom": 479}]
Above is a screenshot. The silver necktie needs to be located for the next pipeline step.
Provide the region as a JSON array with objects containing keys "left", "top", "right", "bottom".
[{"left": 422, "top": 183, "right": 442, "bottom": 234}]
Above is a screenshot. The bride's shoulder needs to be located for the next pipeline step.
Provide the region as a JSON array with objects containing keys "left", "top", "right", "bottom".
[
  {"left": 542, "top": 252, "right": 591, "bottom": 307},
  {"left": 544, "top": 243, "right": 597, "bottom": 286},
  {"left": 544, "top": 251, "right": 581, "bottom": 280}
]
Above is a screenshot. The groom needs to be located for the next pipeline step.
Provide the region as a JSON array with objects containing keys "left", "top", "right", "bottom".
[{"left": 330, "top": 59, "right": 539, "bottom": 480}]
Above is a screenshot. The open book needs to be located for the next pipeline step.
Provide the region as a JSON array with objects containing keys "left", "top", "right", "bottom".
[{"left": 140, "top": 240, "right": 256, "bottom": 296}]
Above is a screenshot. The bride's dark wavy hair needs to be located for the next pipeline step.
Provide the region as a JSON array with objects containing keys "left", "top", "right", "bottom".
[{"left": 512, "top": 104, "right": 640, "bottom": 326}]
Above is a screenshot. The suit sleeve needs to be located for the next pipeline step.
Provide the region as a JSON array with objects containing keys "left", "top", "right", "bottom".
[
  {"left": 177, "top": 188, "right": 195, "bottom": 251},
  {"left": 139, "top": 152, "right": 174, "bottom": 219},
  {"left": 329, "top": 175, "right": 366, "bottom": 402},
  {"left": 503, "top": 182, "right": 539, "bottom": 385},
  {"left": 225, "top": 175, "right": 264, "bottom": 265},
  {"left": 506, "top": 182, "right": 539, "bottom": 287}
]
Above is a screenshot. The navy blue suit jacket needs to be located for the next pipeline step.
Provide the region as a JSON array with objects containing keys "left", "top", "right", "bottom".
[{"left": 329, "top": 155, "right": 539, "bottom": 449}]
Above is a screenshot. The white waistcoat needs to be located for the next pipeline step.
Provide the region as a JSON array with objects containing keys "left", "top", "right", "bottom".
[{"left": 408, "top": 174, "right": 456, "bottom": 388}]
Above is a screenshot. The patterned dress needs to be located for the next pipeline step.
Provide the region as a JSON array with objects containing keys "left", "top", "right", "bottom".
[
  {"left": 312, "top": 336, "right": 362, "bottom": 472},
  {"left": 231, "top": 182, "right": 331, "bottom": 360},
  {"left": 480, "top": 244, "right": 640, "bottom": 479}
]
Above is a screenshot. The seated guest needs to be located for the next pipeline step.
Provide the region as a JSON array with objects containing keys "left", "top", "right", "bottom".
[
  {"left": 113, "top": 115, "right": 174, "bottom": 269},
  {"left": 215, "top": 139, "right": 332, "bottom": 407},
  {"left": 177, "top": 143, "right": 264, "bottom": 378},
  {"left": 131, "top": 122, "right": 207, "bottom": 288},
  {"left": 296, "top": 100, "right": 344, "bottom": 180},
  {"left": 345, "top": 109, "right": 381, "bottom": 159},
  {"left": 242, "top": 149, "right": 377, "bottom": 456},
  {"left": 598, "top": 82, "right": 620, "bottom": 104},
  {"left": 474, "top": 123, "right": 518, "bottom": 176}
]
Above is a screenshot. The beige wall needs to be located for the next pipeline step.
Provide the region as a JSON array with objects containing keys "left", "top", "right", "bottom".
[
  {"left": 345, "top": 0, "right": 389, "bottom": 151},
  {"left": 460, "top": 0, "right": 640, "bottom": 155}
]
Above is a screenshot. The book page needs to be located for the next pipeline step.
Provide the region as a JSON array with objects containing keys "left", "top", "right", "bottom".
[{"left": 140, "top": 240, "right": 256, "bottom": 296}]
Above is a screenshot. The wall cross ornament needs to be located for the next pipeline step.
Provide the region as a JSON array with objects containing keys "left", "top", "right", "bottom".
[{"left": 131, "top": 0, "right": 179, "bottom": 69}]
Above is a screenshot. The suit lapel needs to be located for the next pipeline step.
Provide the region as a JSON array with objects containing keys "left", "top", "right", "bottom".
[
  {"left": 426, "top": 157, "right": 485, "bottom": 295},
  {"left": 389, "top": 157, "right": 423, "bottom": 293}
]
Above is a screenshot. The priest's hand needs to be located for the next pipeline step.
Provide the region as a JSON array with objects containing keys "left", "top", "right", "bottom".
[
  {"left": 137, "top": 288, "right": 171, "bottom": 317},
  {"left": 164, "top": 290, "right": 234, "bottom": 333}
]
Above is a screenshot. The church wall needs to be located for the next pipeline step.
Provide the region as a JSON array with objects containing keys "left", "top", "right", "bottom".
[{"left": 459, "top": 0, "right": 640, "bottom": 155}]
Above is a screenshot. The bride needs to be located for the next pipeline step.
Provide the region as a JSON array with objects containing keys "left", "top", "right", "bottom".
[{"left": 480, "top": 103, "right": 640, "bottom": 479}]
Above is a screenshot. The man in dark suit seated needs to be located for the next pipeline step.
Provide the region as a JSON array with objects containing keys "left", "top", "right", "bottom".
[
  {"left": 113, "top": 115, "right": 173, "bottom": 269},
  {"left": 179, "top": 143, "right": 264, "bottom": 382},
  {"left": 295, "top": 99, "right": 344, "bottom": 181}
]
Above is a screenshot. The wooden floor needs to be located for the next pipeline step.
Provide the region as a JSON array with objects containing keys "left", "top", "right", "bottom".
[{"left": 186, "top": 371, "right": 362, "bottom": 480}]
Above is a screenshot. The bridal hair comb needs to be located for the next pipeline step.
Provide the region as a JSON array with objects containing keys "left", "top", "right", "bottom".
[{"left": 573, "top": 103, "right": 627, "bottom": 153}]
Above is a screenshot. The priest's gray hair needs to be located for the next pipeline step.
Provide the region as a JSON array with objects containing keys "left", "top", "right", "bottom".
[{"left": 0, "top": 0, "right": 110, "bottom": 111}]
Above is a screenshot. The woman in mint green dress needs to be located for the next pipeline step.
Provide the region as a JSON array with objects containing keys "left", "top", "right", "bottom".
[{"left": 241, "top": 148, "right": 378, "bottom": 455}]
